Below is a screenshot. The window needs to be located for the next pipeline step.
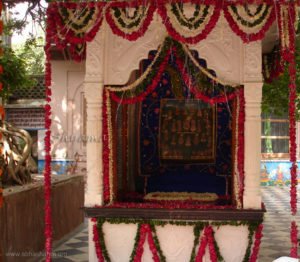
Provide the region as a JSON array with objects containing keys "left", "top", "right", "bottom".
[{"left": 261, "top": 114, "right": 289, "bottom": 159}]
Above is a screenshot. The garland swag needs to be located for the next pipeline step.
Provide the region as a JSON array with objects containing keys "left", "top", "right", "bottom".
[
  {"left": 102, "top": 37, "right": 245, "bottom": 206},
  {"left": 46, "top": 1, "right": 295, "bottom": 61},
  {"left": 93, "top": 218, "right": 263, "bottom": 262}
]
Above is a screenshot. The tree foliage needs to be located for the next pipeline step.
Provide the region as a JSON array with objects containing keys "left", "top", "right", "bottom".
[
  {"left": 15, "top": 36, "right": 45, "bottom": 75},
  {"left": 262, "top": 23, "right": 300, "bottom": 117},
  {"left": 0, "top": 46, "right": 36, "bottom": 100}
]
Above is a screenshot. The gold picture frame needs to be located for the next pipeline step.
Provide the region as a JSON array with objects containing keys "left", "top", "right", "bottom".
[{"left": 159, "top": 99, "right": 216, "bottom": 163}]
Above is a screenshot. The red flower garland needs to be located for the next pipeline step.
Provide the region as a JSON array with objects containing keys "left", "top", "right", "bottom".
[
  {"left": 146, "top": 225, "right": 160, "bottom": 262},
  {"left": 206, "top": 226, "right": 218, "bottom": 262},
  {"left": 195, "top": 230, "right": 207, "bottom": 262},
  {"left": 223, "top": 3, "right": 276, "bottom": 43},
  {"left": 286, "top": 3, "right": 298, "bottom": 216},
  {"left": 195, "top": 226, "right": 217, "bottom": 262},
  {"left": 47, "top": 2, "right": 105, "bottom": 61},
  {"left": 133, "top": 224, "right": 148, "bottom": 262},
  {"left": 105, "top": 1, "right": 156, "bottom": 41},
  {"left": 290, "top": 221, "right": 298, "bottom": 258},
  {"left": 174, "top": 50, "right": 238, "bottom": 104},
  {"left": 45, "top": 1, "right": 286, "bottom": 61},
  {"left": 158, "top": 3, "right": 222, "bottom": 45},
  {"left": 237, "top": 89, "right": 245, "bottom": 205},
  {"left": 109, "top": 49, "right": 171, "bottom": 105},
  {"left": 44, "top": 8, "right": 53, "bottom": 262},
  {"left": 93, "top": 220, "right": 105, "bottom": 262},
  {"left": 48, "top": 2, "right": 105, "bottom": 45},
  {"left": 102, "top": 90, "right": 110, "bottom": 203},
  {"left": 249, "top": 224, "right": 263, "bottom": 262},
  {"left": 276, "top": 3, "right": 298, "bottom": 216},
  {"left": 133, "top": 224, "right": 162, "bottom": 262}
]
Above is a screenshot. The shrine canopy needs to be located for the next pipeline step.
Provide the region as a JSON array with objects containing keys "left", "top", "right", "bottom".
[
  {"left": 44, "top": 0, "right": 299, "bottom": 214},
  {"left": 46, "top": 0, "right": 298, "bottom": 62}
]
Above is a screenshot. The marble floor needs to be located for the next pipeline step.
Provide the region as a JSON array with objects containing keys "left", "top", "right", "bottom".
[{"left": 52, "top": 186, "right": 299, "bottom": 262}]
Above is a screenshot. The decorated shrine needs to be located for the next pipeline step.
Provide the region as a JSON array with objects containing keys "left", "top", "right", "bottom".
[{"left": 42, "top": 1, "right": 299, "bottom": 261}]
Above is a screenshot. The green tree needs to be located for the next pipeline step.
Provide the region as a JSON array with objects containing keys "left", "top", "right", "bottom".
[
  {"left": 262, "top": 23, "right": 300, "bottom": 117},
  {"left": 14, "top": 36, "right": 45, "bottom": 75},
  {"left": 0, "top": 46, "right": 35, "bottom": 100}
]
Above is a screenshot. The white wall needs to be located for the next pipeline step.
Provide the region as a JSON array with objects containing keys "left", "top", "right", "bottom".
[
  {"left": 50, "top": 61, "right": 86, "bottom": 164},
  {"left": 102, "top": 223, "right": 249, "bottom": 262}
]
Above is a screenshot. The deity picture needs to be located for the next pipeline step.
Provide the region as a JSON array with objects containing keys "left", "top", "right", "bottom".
[{"left": 159, "top": 99, "right": 216, "bottom": 162}]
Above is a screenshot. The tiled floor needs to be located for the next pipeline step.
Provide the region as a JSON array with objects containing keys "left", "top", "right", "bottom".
[
  {"left": 259, "top": 186, "right": 300, "bottom": 261},
  {"left": 52, "top": 221, "right": 88, "bottom": 262},
  {"left": 52, "top": 187, "right": 299, "bottom": 261}
]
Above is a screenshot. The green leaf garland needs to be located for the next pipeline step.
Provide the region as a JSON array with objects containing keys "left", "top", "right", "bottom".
[
  {"left": 170, "top": 4, "right": 210, "bottom": 30},
  {"left": 95, "top": 218, "right": 263, "bottom": 262},
  {"left": 229, "top": 4, "right": 270, "bottom": 28}
]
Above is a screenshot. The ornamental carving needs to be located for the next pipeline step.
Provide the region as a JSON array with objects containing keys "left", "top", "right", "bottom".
[
  {"left": 104, "top": 16, "right": 167, "bottom": 85},
  {"left": 244, "top": 41, "right": 262, "bottom": 82},
  {"left": 86, "top": 34, "right": 103, "bottom": 82}
]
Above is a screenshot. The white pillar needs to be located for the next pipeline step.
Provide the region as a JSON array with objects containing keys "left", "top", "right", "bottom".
[
  {"left": 243, "top": 82, "right": 263, "bottom": 209},
  {"left": 84, "top": 82, "right": 103, "bottom": 206},
  {"left": 84, "top": 24, "right": 106, "bottom": 261}
]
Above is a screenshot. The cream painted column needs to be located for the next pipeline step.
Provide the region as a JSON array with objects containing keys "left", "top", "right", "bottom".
[
  {"left": 243, "top": 82, "right": 263, "bottom": 209},
  {"left": 84, "top": 25, "right": 105, "bottom": 261},
  {"left": 242, "top": 41, "right": 263, "bottom": 209}
]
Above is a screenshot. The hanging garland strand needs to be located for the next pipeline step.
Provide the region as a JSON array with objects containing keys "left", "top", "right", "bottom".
[
  {"left": 285, "top": 3, "right": 298, "bottom": 217},
  {"left": 44, "top": 7, "right": 53, "bottom": 262},
  {"left": 237, "top": 89, "right": 245, "bottom": 206},
  {"left": 92, "top": 218, "right": 105, "bottom": 262},
  {"left": 249, "top": 224, "right": 263, "bottom": 262},
  {"left": 0, "top": 0, "right": 3, "bottom": 208},
  {"left": 290, "top": 221, "right": 298, "bottom": 258}
]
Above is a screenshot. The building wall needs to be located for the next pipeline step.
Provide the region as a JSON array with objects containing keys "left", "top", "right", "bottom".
[{"left": 43, "top": 60, "right": 86, "bottom": 174}]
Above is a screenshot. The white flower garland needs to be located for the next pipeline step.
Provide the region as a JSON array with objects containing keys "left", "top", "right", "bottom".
[
  {"left": 106, "top": 39, "right": 165, "bottom": 92},
  {"left": 106, "top": 89, "right": 114, "bottom": 203},
  {"left": 61, "top": 6, "right": 103, "bottom": 35},
  {"left": 234, "top": 95, "right": 242, "bottom": 209},
  {"left": 144, "top": 192, "right": 219, "bottom": 202},
  {"left": 109, "top": 4, "right": 150, "bottom": 34},
  {"left": 182, "top": 44, "right": 240, "bottom": 87},
  {"left": 227, "top": 4, "right": 272, "bottom": 34},
  {"left": 165, "top": 4, "right": 215, "bottom": 38},
  {"left": 173, "top": 3, "right": 208, "bottom": 28}
]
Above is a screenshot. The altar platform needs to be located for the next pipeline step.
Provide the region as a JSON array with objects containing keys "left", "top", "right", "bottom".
[{"left": 51, "top": 186, "right": 299, "bottom": 262}]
